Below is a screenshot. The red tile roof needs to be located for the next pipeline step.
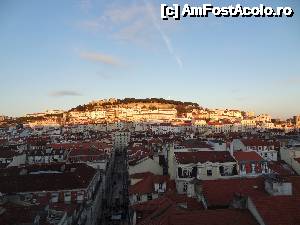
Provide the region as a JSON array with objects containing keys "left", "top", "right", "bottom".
[
  {"left": 49, "top": 141, "right": 112, "bottom": 151},
  {"left": 241, "top": 139, "right": 278, "bottom": 147},
  {"left": 0, "top": 203, "right": 42, "bottom": 225},
  {"left": 0, "top": 163, "right": 96, "bottom": 193},
  {"left": 174, "top": 151, "right": 235, "bottom": 164},
  {"left": 168, "top": 209, "right": 258, "bottom": 225},
  {"left": 129, "top": 173, "right": 173, "bottom": 195},
  {"left": 202, "top": 177, "right": 267, "bottom": 207},
  {"left": 233, "top": 151, "right": 263, "bottom": 162},
  {"left": 178, "top": 139, "right": 213, "bottom": 149},
  {"left": 129, "top": 174, "right": 154, "bottom": 195},
  {"left": 127, "top": 144, "right": 154, "bottom": 166},
  {"left": 269, "top": 161, "right": 296, "bottom": 176},
  {"left": 128, "top": 153, "right": 151, "bottom": 166},
  {"left": 69, "top": 148, "right": 106, "bottom": 157},
  {"left": 136, "top": 200, "right": 257, "bottom": 225},
  {"left": 133, "top": 192, "right": 205, "bottom": 225},
  {"left": 252, "top": 196, "right": 300, "bottom": 225}
]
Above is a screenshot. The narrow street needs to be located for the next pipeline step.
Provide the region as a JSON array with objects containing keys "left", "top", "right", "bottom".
[{"left": 99, "top": 148, "right": 130, "bottom": 225}]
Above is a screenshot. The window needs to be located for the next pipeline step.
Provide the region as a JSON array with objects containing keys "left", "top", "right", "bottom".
[
  {"left": 159, "top": 183, "right": 163, "bottom": 189},
  {"left": 147, "top": 194, "right": 152, "bottom": 201},
  {"left": 251, "top": 164, "right": 256, "bottom": 174},
  {"left": 37, "top": 192, "right": 46, "bottom": 197},
  {"left": 51, "top": 192, "right": 59, "bottom": 203},
  {"left": 240, "top": 164, "right": 246, "bottom": 172},
  {"left": 219, "top": 166, "right": 224, "bottom": 176},
  {"left": 207, "top": 169, "right": 212, "bottom": 176},
  {"left": 183, "top": 183, "right": 188, "bottom": 192},
  {"left": 182, "top": 168, "right": 191, "bottom": 177},
  {"left": 77, "top": 191, "right": 84, "bottom": 202},
  {"left": 64, "top": 192, "right": 71, "bottom": 202},
  {"left": 137, "top": 195, "right": 141, "bottom": 202},
  {"left": 262, "top": 163, "right": 269, "bottom": 174}
]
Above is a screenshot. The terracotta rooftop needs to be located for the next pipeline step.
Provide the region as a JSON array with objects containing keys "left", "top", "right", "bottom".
[
  {"left": 129, "top": 173, "right": 173, "bottom": 195},
  {"left": 202, "top": 177, "right": 267, "bottom": 207},
  {"left": 69, "top": 147, "right": 107, "bottom": 157},
  {"left": 241, "top": 139, "right": 278, "bottom": 148},
  {"left": 252, "top": 196, "right": 300, "bottom": 225},
  {"left": 167, "top": 209, "right": 258, "bottom": 225},
  {"left": 233, "top": 151, "right": 263, "bottom": 162},
  {"left": 269, "top": 161, "right": 296, "bottom": 176},
  {"left": 0, "top": 163, "right": 96, "bottom": 193},
  {"left": 174, "top": 151, "right": 235, "bottom": 164},
  {"left": 0, "top": 203, "right": 43, "bottom": 225},
  {"left": 133, "top": 192, "right": 204, "bottom": 225},
  {"left": 49, "top": 141, "right": 112, "bottom": 151},
  {"left": 178, "top": 139, "right": 213, "bottom": 149},
  {"left": 136, "top": 200, "right": 257, "bottom": 225}
]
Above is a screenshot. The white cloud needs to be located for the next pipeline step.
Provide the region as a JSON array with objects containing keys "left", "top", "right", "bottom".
[
  {"left": 80, "top": 51, "right": 123, "bottom": 66},
  {"left": 143, "top": 0, "right": 183, "bottom": 68},
  {"left": 78, "top": 1, "right": 183, "bottom": 68}
]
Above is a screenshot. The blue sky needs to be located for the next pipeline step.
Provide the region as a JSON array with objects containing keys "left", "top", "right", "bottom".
[{"left": 0, "top": 0, "right": 299, "bottom": 118}]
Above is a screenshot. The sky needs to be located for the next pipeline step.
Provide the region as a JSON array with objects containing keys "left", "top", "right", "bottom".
[{"left": 0, "top": 0, "right": 299, "bottom": 118}]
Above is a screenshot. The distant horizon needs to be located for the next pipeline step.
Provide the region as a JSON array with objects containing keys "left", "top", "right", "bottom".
[{"left": 1, "top": 96, "right": 297, "bottom": 120}]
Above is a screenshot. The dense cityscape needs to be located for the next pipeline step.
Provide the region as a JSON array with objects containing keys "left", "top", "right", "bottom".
[
  {"left": 1, "top": 0, "right": 299, "bottom": 224},
  {"left": 0, "top": 98, "right": 300, "bottom": 225}
]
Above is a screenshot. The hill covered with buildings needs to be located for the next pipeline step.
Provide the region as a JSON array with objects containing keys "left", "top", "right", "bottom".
[
  {"left": 2, "top": 98, "right": 201, "bottom": 126},
  {"left": 1, "top": 97, "right": 299, "bottom": 132}
]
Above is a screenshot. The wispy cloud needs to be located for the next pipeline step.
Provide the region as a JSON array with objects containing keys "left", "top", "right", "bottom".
[
  {"left": 49, "top": 90, "right": 82, "bottom": 97},
  {"left": 78, "top": 3, "right": 155, "bottom": 45},
  {"left": 143, "top": 1, "right": 183, "bottom": 68},
  {"left": 80, "top": 51, "right": 123, "bottom": 66},
  {"left": 78, "top": 2, "right": 182, "bottom": 68}
]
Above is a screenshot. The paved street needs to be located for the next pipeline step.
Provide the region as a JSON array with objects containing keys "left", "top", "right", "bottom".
[{"left": 99, "top": 148, "right": 130, "bottom": 225}]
